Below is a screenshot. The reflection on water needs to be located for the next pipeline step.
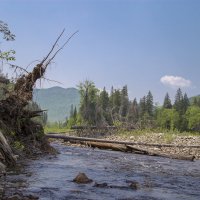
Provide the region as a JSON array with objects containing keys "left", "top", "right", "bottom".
[{"left": 8, "top": 141, "right": 200, "bottom": 200}]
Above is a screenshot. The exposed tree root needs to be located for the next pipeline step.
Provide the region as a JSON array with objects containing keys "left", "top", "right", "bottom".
[{"left": 0, "top": 30, "right": 77, "bottom": 168}]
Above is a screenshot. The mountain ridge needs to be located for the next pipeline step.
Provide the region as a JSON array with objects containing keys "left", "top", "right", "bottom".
[{"left": 33, "top": 86, "right": 80, "bottom": 122}]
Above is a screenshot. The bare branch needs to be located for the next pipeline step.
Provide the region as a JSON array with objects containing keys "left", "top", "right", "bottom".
[
  {"left": 25, "top": 60, "right": 41, "bottom": 70},
  {"left": 44, "top": 30, "right": 79, "bottom": 68},
  {"left": 42, "top": 77, "right": 63, "bottom": 85},
  {"left": 41, "top": 29, "right": 65, "bottom": 65},
  {"left": 9, "top": 64, "right": 29, "bottom": 74}
]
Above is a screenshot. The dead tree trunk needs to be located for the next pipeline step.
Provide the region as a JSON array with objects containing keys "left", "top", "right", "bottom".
[
  {"left": 47, "top": 134, "right": 197, "bottom": 161},
  {"left": 0, "top": 131, "right": 16, "bottom": 170}
]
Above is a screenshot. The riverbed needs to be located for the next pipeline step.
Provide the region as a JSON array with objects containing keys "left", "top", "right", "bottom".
[{"left": 3, "top": 141, "right": 200, "bottom": 200}]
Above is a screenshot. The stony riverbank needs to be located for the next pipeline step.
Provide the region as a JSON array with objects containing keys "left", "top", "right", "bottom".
[
  {"left": 104, "top": 133, "right": 200, "bottom": 160},
  {"left": 60, "top": 132, "right": 200, "bottom": 160}
]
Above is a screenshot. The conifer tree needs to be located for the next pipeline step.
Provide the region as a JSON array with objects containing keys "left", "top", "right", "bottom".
[
  {"left": 100, "top": 87, "right": 109, "bottom": 112},
  {"left": 112, "top": 89, "right": 121, "bottom": 117},
  {"left": 120, "top": 85, "right": 129, "bottom": 118},
  {"left": 146, "top": 91, "right": 154, "bottom": 117},
  {"left": 128, "top": 98, "right": 139, "bottom": 123},
  {"left": 73, "top": 106, "right": 77, "bottom": 121},
  {"left": 139, "top": 96, "right": 146, "bottom": 118},
  {"left": 70, "top": 104, "right": 74, "bottom": 118},
  {"left": 109, "top": 86, "right": 114, "bottom": 108},
  {"left": 78, "top": 80, "right": 99, "bottom": 125},
  {"left": 163, "top": 92, "right": 172, "bottom": 109},
  {"left": 174, "top": 88, "right": 183, "bottom": 113},
  {"left": 182, "top": 93, "right": 190, "bottom": 113},
  {"left": 99, "top": 87, "right": 111, "bottom": 124}
]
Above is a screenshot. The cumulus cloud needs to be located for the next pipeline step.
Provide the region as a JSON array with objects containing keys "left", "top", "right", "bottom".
[{"left": 160, "top": 75, "right": 192, "bottom": 88}]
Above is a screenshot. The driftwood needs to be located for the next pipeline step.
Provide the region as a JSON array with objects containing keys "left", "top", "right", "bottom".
[
  {"left": 70, "top": 140, "right": 127, "bottom": 152},
  {"left": 46, "top": 134, "right": 200, "bottom": 148},
  {"left": 0, "top": 131, "right": 16, "bottom": 166},
  {"left": 46, "top": 134, "right": 197, "bottom": 161},
  {"left": 126, "top": 145, "right": 195, "bottom": 161}
]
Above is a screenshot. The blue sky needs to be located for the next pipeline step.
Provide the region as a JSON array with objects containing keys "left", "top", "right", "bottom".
[{"left": 1, "top": 0, "right": 200, "bottom": 104}]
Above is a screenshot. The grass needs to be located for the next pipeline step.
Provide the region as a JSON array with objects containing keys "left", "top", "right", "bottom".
[{"left": 44, "top": 125, "right": 71, "bottom": 134}]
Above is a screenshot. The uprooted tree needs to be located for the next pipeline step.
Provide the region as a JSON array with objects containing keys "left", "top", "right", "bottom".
[{"left": 0, "top": 21, "right": 77, "bottom": 169}]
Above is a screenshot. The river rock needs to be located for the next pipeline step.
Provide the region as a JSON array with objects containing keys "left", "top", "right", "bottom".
[
  {"left": 129, "top": 181, "right": 140, "bottom": 190},
  {"left": 7, "top": 194, "right": 22, "bottom": 200},
  {"left": 93, "top": 182, "right": 108, "bottom": 188},
  {"left": 73, "top": 172, "right": 93, "bottom": 184}
]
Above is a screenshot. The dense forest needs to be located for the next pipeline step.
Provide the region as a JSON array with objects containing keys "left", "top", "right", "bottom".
[{"left": 67, "top": 80, "right": 200, "bottom": 132}]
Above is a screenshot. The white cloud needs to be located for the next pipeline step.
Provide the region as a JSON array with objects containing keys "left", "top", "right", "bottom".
[{"left": 160, "top": 75, "right": 192, "bottom": 88}]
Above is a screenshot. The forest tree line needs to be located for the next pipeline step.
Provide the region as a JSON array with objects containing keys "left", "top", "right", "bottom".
[{"left": 67, "top": 80, "right": 200, "bottom": 132}]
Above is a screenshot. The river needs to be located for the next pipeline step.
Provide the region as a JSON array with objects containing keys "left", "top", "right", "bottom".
[{"left": 4, "top": 141, "right": 200, "bottom": 200}]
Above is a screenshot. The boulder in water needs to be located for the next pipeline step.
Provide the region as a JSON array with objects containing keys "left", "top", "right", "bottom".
[{"left": 73, "top": 172, "right": 93, "bottom": 184}]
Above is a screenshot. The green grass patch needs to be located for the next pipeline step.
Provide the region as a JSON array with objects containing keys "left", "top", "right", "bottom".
[{"left": 44, "top": 125, "right": 70, "bottom": 134}]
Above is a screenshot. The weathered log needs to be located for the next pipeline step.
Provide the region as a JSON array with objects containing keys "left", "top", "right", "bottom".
[
  {"left": 126, "top": 145, "right": 195, "bottom": 161},
  {"left": 0, "top": 131, "right": 16, "bottom": 166},
  {"left": 46, "top": 134, "right": 197, "bottom": 161},
  {"left": 46, "top": 134, "right": 200, "bottom": 148},
  {"left": 69, "top": 140, "right": 127, "bottom": 152}
]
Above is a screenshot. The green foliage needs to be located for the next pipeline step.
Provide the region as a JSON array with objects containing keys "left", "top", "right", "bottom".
[
  {"left": 0, "top": 20, "right": 15, "bottom": 41},
  {"left": 66, "top": 105, "right": 78, "bottom": 128},
  {"left": 73, "top": 80, "right": 199, "bottom": 133},
  {"left": 186, "top": 106, "right": 200, "bottom": 130},
  {"left": 174, "top": 88, "right": 184, "bottom": 114},
  {"left": 127, "top": 98, "right": 139, "bottom": 123},
  {"left": 120, "top": 85, "right": 129, "bottom": 119},
  {"left": 146, "top": 91, "right": 154, "bottom": 117},
  {"left": 0, "top": 20, "right": 16, "bottom": 62},
  {"left": 163, "top": 92, "right": 172, "bottom": 109},
  {"left": 191, "top": 96, "right": 200, "bottom": 107},
  {"left": 13, "top": 141, "right": 24, "bottom": 151},
  {"left": 78, "top": 80, "right": 99, "bottom": 125},
  {"left": 139, "top": 96, "right": 146, "bottom": 118},
  {"left": 44, "top": 122, "right": 70, "bottom": 133},
  {"left": 0, "top": 50, "right": 15, "bottom": 61},
  {"left": 99, "top": 87, "right": 112, "bottom": 124},
  {"left": 156, "top": 108, "right": 179, "bottom": 130}
]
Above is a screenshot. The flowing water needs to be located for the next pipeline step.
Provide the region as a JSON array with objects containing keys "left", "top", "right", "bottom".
[{"left": 4, "top": 141, "right": 200, "bottom": 200}]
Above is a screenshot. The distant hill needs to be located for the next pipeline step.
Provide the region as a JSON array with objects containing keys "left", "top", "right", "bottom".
[
  {"left": 189, "top": 95, "right": 200, "bottom": 104},
  {"left": 33, "top": 87, "right": 80, "bottom": 122}
]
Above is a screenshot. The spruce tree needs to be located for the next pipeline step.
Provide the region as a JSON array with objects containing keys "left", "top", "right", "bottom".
[
  {"left": 73, "top": 107, "right": 77, "bottom": 121},
  {"left": 99, "top": 87, "right": 111, "bottom": 124},
  {"left": 139, "top": 96, "right": 146, "bottom": 118},
  {"left": 113, "top": 89, "right": 121, "bottom": 116},
  {"left": 100, "top": 87, "right": 109, "bottom": 112},
  {"left": 128, "top": 98, "right": 139, "bottom": 123},
  {"left": 78, "top": 80, "right": 99, "bottom": 125},
  {"left": 174, "top": 88, "right": 183, "bottom": 113},
  {"left": 163, "top": 92, "right": 172, "bottom": 109},
  {"left": 70, "top": 104, "right": 74, "bottom": 118},
  {"left": 120, "top": 85, "right": 129, "bottom": 118},
  {"left": 182, "top": 93, "right": 190, "bottom": 113},
  {"left": 109, "top": 86, "right": 114, "bottom": 109},
  {"left": 146, "top": 91, "right": 154, "bottom": 117}
]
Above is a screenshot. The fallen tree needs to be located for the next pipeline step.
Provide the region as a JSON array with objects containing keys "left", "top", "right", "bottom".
[
  {"left": 0, "top": 29, "right": 77, "bottom": 170},
  {"left": 46, "top": 134, "right": 197, "bottom": 161}
]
